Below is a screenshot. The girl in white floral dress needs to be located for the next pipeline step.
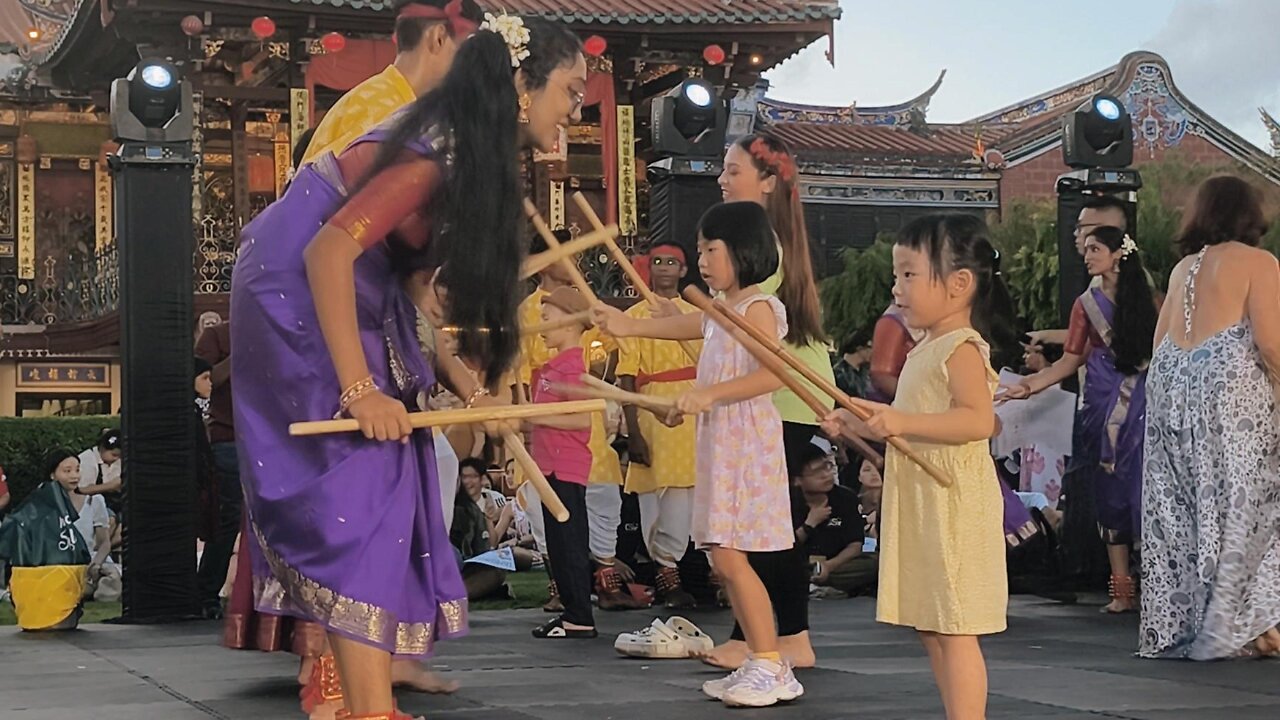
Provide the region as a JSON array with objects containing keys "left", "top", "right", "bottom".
[{"left": 594, "top": 201, "right": 802, "bottom": 708}]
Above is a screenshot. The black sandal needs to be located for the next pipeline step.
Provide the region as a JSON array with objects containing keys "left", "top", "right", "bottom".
[{"left": 532, "top": 617, "right": 598, "bottom": 639}]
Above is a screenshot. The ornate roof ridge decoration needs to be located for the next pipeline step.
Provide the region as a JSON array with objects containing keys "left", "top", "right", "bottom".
[
  {"left": 1261, "top": 107, "right": 1280, "bottom": 158},
  {"left": 990, "top": 51, "right": 1279, "bottom": 185},
  {"left": 759, "top": 70, "right": 945, "bottom": 127},
  {"left": 276, "top": 0, "right": 842, "bottom": 24},
  {"left": 967, "top": 61, "right": 1118, "bottom": 126},
  {"left": 26, "top": 0, "right": 89, "bottom": 68}
]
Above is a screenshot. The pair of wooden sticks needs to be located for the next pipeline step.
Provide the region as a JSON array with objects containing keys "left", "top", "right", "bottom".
[
  {"left": 568, "top": 192, "right": 700, "bottom": 365},
  {"left": 288, "top": 400, "right": 608, "bottom": 522},
  {"left": 683, "top": 287, "right": 951, "bottom": 487}
]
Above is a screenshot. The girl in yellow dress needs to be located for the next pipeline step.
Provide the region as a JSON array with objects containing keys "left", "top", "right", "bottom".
[{"left": 822, "top": 213, "right": 1014, "bottom": 720}]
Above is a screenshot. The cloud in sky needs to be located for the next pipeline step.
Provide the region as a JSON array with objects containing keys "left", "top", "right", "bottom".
[{"left": 765, "top": 0, "right": 1277, "bottom": 151}]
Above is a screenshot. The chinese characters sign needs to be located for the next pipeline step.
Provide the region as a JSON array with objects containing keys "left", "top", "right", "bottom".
[
  {"left": 95, "top": 161, "right": 113, "bottom": 253},
  {"left": 290, "top": 89, "right": 310, "bottom": 153},
  {"left": 616, "top": 106, "right": 637, "bottom": 236},
  {"left": 549, "top": 181, "right": 566, "bottom": 229},
  {"left": 17, "top": 363, "right": 112, "bottom": 388},
  {"left": 17, "top": 162, "right": 34, "bottom": 279}
]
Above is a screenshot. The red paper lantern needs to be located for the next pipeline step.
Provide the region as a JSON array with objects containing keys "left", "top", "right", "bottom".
[
  {"left": 321, "top": 31, "right": 347, "bottom": 53},
  {"left": 583, "top": 35, "right": 607, "bottom": 57},
  {"left": 180, "top": 15, "right": 204, "bottom": 37},
  {"left": 702, "top": 44, "right": 726, "bottom": 65},
  {"left": 251, "top": 16, "right": 276, "bottom": 39}
]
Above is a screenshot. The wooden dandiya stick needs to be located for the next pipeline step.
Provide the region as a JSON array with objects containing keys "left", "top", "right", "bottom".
[
  {"left": 288, "top": 399, "right": 606, "bottom": 437},
  {"left": 521, "top": 198, "right": 632, "bottom": 355},
  {"left": 500, "top": 428, "right": 569, "bottom": 522},
  {"left": 682, "top": 287, "right": 889, "bottom": 473},
  {"left": 570, "top": 192, "right": 699, "bottom": 365},
  {"left": 521, "top": 225, "right": 619, "bottom": 280},
  {"left": 521, "top": 310, "right": 592, "bottom": 337},
  {"left": 567, "top": 373, "right": 680, "bottom": 415}
]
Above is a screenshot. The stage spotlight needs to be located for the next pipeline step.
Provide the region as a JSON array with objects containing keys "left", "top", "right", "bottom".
[
  {"left": 111, "top": 59, "right": 194, "bottom": 144},
  {"left": 1062, "top": 93, "right": 1133, "bottom": 169},
  {"left": 652, "top": 78, "right": 727, "bottom": 158}
]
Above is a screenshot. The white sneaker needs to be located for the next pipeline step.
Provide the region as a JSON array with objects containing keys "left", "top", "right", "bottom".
[
  {"left": 720, "top": 658, "right": 804, "bottom": 707},
  {"left": 701, "top": 665, "right": 748, "bottom": 700}
]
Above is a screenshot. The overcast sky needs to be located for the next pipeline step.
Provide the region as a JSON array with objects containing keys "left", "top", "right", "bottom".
[{"left": 764, "top": 0, "right": 1280, "bottom": 151}]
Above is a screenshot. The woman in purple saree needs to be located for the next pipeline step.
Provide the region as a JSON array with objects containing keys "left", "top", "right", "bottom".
[
  {"left": 230, "top": 22, "right": 586, "bottom": 720},
  {"left": 1002, "top": 226, "right": 1159, "bottom": 613}
]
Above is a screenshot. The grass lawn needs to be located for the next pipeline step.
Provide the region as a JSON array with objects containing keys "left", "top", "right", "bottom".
[{"left": 1, "top": 570, "right": 550, "bottom": 626}]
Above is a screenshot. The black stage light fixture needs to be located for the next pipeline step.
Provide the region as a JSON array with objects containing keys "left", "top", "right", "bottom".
[
  {"left": 652, "top": 78, "right": 728, "bottom": 158},
  {"left": 1062, "top": 94, "right": 1133, "bottom": 169},
  {"left": 111, "top": 59, "right": 193, "bottom": 144},
  {"left": 109, "top": 57, "right": 199, "bottom": 621}
]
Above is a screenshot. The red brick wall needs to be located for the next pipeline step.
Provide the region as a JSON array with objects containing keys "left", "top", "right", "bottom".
[{"left": 999, "top": 134, "right": 1252, "bottom": 204}]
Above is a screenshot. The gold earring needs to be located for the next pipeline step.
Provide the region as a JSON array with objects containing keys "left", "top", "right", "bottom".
[{"left": 518, "top": 94, "right": 531, "bottom": 124}]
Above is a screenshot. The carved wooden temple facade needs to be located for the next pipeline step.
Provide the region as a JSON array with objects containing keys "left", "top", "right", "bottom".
[
  {"left": 757, "top": 51, "right": 1280, "bottom": 276},
  {"left": 0, "top": 0, "right": 840, "bottom": 416}
]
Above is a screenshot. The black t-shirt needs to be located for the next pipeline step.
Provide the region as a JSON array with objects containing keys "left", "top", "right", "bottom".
[
  {"left": 450, "top": 498, "right": 490, "bottom": 560},
  {"left": 791, "top": 485, "right": 864, "bottom": 559}
]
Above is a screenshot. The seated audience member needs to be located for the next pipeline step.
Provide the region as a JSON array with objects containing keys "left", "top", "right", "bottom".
[
  {"left": 450, "top": 459, "right": 511, "bottom": 599},
  {"left": 476, "top": 464, "right": 538, "bottom": 569},
  {"left": 0, "top": 451, "right": 98, "bottom": 629},
  {"left": 76, "top": 429, "right": 123, "bottom": 549},
  {"left": 791, "top": 443, "right": 876, "bottom": 597}
]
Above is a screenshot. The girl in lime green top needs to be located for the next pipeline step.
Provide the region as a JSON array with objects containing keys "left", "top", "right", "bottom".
[{"left": 707, "top": 132, "right": 833, "bottom": 670}]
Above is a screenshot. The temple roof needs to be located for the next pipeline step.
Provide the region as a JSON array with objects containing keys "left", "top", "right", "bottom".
[
  {"left": 39, "top": 0, "right": 839, "bottom": 90},
  {"left": 760, "top": 51, "right": 1280, "bottom": 184},
  {"left": 0, "top": 0, "right": 75, "bottom": 53},
  {"left": 280, "top": 0, "right": 842, "bottom": 24}
]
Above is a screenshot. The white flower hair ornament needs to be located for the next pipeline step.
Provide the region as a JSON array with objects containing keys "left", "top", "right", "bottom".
[
  {"left": 1119, "top": 234, "right": 1139, "bottom": 258},
  {"left": 480, "top": 12, "right": 530, "bottom": 68}
]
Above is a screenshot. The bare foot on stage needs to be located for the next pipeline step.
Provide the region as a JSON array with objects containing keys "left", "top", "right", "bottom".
[
  {"left": 1101, "top": 597, "right": 1137, "bottom": 614},
  {"left": 1253, "top": 627, "right": 1280, "bottom": 657},
  {"left": 392, "top": 660, "right": 460, "bottom": 694},
  {"left": 779, "top": 631, "right": 817, "bottom": 669},
  {"left": 698, "top": 639, "right": 749, "bottom": 669}
]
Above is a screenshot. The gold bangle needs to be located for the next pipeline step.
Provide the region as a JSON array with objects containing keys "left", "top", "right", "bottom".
[
  {"left": 463, "top": 384, "right": 491, "bottom": 408},
  {"left": 339, "top": 376, "right": 378, "bottom": 414}
]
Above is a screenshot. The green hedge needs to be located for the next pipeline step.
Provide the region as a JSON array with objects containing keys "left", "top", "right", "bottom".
[{"left": 0, "top": 417, "right": 119, "bottom": 507}]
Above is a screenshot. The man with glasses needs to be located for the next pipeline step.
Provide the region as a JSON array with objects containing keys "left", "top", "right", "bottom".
[
  {"left": 790, "top": 441, "right": 872, "bottom": 598},
  {"left": 617, "top": 243, "right": 701, "bottom": 610}
]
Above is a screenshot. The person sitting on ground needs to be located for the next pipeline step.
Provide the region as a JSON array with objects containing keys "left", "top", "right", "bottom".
[
  {"left": 790, "top": 442, "right": 874, "bottom": 598},
  {"left": 0, "top": 450, "right": 98, "bottom": 630},
  {"left": 450, "top": 458, "right": 512, "bottom": 599},
  {"left": 75, "top": 429, "right": 123, "bottom": 550},
  {"left": 61, "top": 453, "right": 122, "bottom": 602},
  {"left": 477, "top": 464, "right": 538, "bottom": 569}
]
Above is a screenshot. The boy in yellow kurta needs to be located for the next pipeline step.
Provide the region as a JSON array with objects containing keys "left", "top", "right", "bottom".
[
  {"left": 301, "top": 1, "right": 480, "bottom": 165},
  {"left": 616, "top": 244, "right": 701, "bottom": 609},
  {"left": 513, "top": 231, "right": 641, "bottom": 610}
]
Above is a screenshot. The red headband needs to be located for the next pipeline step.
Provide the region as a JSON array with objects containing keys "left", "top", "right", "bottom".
[
  {"left": 650, "top": 245, "right": 687, "bottom": 265},
  {"left": 398, "top": 0, "right": 479, "bottom": 38}
]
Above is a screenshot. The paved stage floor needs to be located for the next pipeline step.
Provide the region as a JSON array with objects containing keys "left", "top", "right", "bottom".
[{"left": 2, "top": 596, "right": 1276, "bottom": 719}]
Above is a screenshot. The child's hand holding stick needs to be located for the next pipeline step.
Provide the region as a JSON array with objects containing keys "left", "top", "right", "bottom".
[
  {"left": 682, "top": 287, "right": 889, "bottom": 474},
  {"left": 570, "top": 192, "right": 699, "bottom": 364}
]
